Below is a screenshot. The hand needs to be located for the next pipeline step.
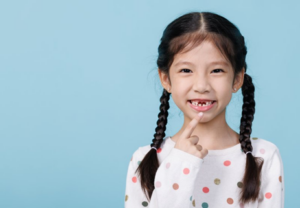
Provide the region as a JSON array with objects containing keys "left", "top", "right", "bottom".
[{"left": 174, "top": 112, "right": 208, "bottom": 159}]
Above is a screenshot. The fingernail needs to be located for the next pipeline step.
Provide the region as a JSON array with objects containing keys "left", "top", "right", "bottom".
[{"left": 198, "top": 112, "right": 203, "bottom": 117}]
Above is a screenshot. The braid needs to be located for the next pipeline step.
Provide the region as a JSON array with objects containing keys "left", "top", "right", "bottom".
[
  {"left": 152, "top": 88, "right": 171, "bottom": 148},
  {"left": 135, "top": 88, "right": 171, "bottom": 201},
  {"left": 239, "top": 73, "right": 264, "bottom": 204},
  {"left": 239, "top": 73, "right": 255, "bottom": 153}
]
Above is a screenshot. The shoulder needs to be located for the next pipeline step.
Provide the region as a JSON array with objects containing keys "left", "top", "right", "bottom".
[
  {"left": 250, "top": 137, "right": 284, "bottom": 193},
  {"left": 250, "top": 136, "right": 284, "bottom": 173},
  {"left": 250, "top": 136, "right": 281, "bottom": 157},
  {"left": 129, "top": 136, "right": 173, "bottom": 167}
]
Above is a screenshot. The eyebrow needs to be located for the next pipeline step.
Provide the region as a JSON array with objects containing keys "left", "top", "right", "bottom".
[{"left": 174, "top": 60, "right": 229, "bottom": 67}]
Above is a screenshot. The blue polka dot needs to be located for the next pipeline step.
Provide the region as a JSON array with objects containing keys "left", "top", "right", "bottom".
[{"left": 202, "top": 202, "right": 209, "bottom": 208}]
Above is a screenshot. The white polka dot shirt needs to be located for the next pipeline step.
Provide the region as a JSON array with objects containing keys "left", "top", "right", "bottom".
[{"left": 124, "top": 136, "right": 284, "bottom": 208}]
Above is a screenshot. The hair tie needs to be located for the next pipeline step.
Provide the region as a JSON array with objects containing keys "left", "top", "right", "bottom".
[
  {"left": 151, "top": 146, "right": 157, "bottom": 151},
  {"left": 245, "top": 151, "right": 252, "bottom": 155}
]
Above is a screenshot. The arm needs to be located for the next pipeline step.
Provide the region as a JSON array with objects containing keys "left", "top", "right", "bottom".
[
  {"left": 124, "top": 148, "right": 149, "bottom": 208},
  {"left": 124, "top": 147, "right": 203, "bottom": 208},
  {"left": 258, "top": 147, "right": 284, "bottom": 207}
]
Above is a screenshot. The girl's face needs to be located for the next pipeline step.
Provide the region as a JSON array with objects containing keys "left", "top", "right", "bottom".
[{"left": 159, "top": 40, "right": 244, "bottom": 123}]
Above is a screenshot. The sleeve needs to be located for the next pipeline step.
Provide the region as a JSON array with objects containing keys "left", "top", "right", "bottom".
[
  {"left": 124, "top": 147, "right": 203, "bottom": 208},
  {"left": 258, "top": 146, "right": 285, "bottom": 208}
]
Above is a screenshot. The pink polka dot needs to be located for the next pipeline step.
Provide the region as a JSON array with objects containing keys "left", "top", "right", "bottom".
[
  {"left": 227, "top": 198, "right": 234, "bottom": 204},
  {"left": 183, "top": 168, "right": 190, "bottom": 174},
  {"left": 166, "top": 162, "right": 170, "bottom": 169},
  {"left": 265, "top": 192, "right": 272, "bottom": 199},
  {"left": 224, "top": 160, "right": 231, "bottom": 166},
  {"left": 240, "top": 203, "right": 244, "bottom": 208},
  {"left": 202, "top": 187, "right": 209, "bottom": 193},
  {"left": 132, "top": 176, "right": 137, "bottom": 183},
  {"left": 157, "top": 148, "right": 162, "bottom": 153},
  {"left": 173, "top": 183, "right": 179, "bottom": 190},
  {"left": 260, "top": 148, "right": 265, "bottom": 154},
  {"left": 155, "top": 181, "right": 161, "bottom": 188}
]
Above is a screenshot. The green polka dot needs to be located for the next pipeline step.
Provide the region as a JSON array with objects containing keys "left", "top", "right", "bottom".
[
  {"left": 241, "top": 148, "right": 243, "bottom": 152},
  {"left": 137, "top": 161, "right": 141, "bottom": 165},
  {"left": 214, "top": 178, "right": 221, "bottom": 185},
  {"left": 142, "top": 201, "right": 148, "bottom": 207},
  {"left": 237, "top": 181, "right": 243, "bottom": 188},
  {"left": 190, "top": 195, "right": 192, "bottom": 201},
  {"left": 252, "top": 137, "right": 258, "bottom": 140},
  {"left": 192, "top": 199, "right": 196, "bottom": 207},
  {"left": 202, "top": 202, "right": 209, "bottom": 208}
]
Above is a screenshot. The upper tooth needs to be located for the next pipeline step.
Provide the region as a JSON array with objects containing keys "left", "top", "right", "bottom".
[{"left": 192, "top": 101, "right": 212, "bottom": 106}]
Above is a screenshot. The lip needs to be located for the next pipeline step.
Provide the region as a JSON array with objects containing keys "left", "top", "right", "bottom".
[
  {"left": 188, "top": 100, "right": 216, "bottom": 112},
  {"left": 190, "top": 99, "right": 216, "bottom": 102}
]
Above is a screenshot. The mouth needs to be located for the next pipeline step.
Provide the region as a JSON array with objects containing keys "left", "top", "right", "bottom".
[
  {"left": 188, "top": 100, "right": 217, "bottom": 112},
  {"left": 188, "top": 100, "right": 217, "bottom": 107}
]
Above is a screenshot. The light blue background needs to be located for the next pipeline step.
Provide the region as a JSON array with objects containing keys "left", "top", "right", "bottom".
[{"left": 0, "top": 0, "right": 298, "bottom": 207}]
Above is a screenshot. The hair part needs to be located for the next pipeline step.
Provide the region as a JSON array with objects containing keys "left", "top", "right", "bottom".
[{"left": 136, "top": 11, "right": 264, "bottom": 205}]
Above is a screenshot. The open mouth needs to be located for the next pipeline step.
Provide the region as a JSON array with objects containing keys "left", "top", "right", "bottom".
[{"left": 188, "top": 100, "right": 216, "bottom": 107}]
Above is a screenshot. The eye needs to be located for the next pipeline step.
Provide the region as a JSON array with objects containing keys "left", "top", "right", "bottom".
[
  {"left": 179, "top": 68, "right": 192, "bottom": 73},
  {"left": 212, "top": 69, "right": 224, "bottom": 73}
]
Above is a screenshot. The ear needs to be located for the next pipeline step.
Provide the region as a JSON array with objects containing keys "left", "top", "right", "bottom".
[
  {"left": 158, "top": 68, "right": 171, "bottom": 93},
  {"left": 233, "top": 67, "right": 245, "bottom": 93}
]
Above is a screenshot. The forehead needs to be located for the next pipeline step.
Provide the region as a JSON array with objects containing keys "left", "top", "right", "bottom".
[{"left": 172, "top": 40, "right": 230, "bottom": 67}]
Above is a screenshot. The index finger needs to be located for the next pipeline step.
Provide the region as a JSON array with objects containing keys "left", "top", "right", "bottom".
[{"left": 180, "top": 112, "right": 204, "bottom": 139}]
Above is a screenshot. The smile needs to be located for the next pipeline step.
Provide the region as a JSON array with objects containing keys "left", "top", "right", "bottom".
[{"left": 188, "top": 100, "right": 216, "bottom": 112}]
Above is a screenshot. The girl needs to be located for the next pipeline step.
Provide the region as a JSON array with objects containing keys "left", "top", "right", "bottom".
[{"left": 124, "top": 11, "right": 284, "bottom": 208}]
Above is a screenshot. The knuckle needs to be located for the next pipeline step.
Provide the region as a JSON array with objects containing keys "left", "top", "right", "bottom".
[
  {"left": 195, "top": 152, "right": 202, "bottom": 158},
  {"left": 190, "top": 145, "right": 197, "bottom": 152},
  {"left": 192, "top": 135, "right": 199, "bottom": 140},
  {"left": 188, "top": 141, "right": 195, "bottom": 147}
]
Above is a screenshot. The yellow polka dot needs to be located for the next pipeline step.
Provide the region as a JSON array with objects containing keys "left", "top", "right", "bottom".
[
  {"left": 192, "top": 199, "right": 196, "bottom": 207},
  {"left": 125, "top": 195, "right": 128, "bottom": 201},
  {"left": 214, "top": 178, "right": 221, "bottom": 185}
]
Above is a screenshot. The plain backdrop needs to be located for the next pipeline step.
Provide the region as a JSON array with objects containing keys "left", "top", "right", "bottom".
[{"left": 0, "top": 0, "right": 299, "bottom": 207}]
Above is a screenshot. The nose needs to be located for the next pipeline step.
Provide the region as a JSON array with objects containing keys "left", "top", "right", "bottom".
[{"left": 193, "top": 73, "right": 210, "bottom": 93}]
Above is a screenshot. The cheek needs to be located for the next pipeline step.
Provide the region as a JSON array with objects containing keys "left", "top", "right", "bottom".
[
  {"left": 172, "top": 80, "right": 190, "bottom": 96},
  {"left": 170, "top": 85, "right": 189, "bottom": 110},
  {"left": 216, "top": 85, "right": 233, "bottom": 104},
  {"left": 171, "top": 87, "right": 185, "bottom": 104}
]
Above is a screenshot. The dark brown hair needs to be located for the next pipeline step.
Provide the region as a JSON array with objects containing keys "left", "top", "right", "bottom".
[{"left": 135, "top": 11, "right": 264, "bottom": 205}]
